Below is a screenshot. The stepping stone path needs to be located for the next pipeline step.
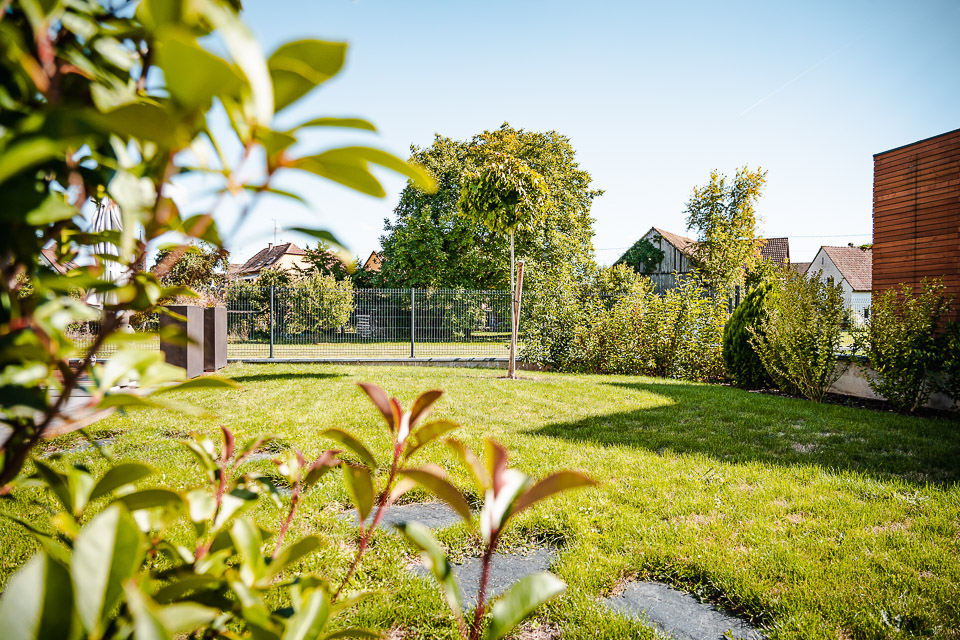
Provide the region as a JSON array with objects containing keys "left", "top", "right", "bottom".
[
  {"left": 41, "top": 437, "right": 116, "bottom": 457},
  {"left": 604, "top": 581, "right": 764, "bottom": 640},
  {"left": 343, "top": 502, "right": 463, "bottom": 532},
  {"left": 345, "top": 503, "right": 763, "bottom": 639},
  {"left": 412, "top": 548, "right": 558, "bottom": 609}
]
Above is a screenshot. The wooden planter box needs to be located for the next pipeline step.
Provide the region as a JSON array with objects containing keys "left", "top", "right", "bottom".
[
  {"left": 160, "top": 306, "right": 204, "bottom": 379},
  {"left": 204, "top": 306, "right": 227, "bottom": 371}
]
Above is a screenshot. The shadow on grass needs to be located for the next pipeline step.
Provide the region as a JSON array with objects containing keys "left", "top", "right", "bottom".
[
  {"left": 227, "top": 372, "right": 346, "bottom": 384},
  {"left": 530, "top": 381, "right": 960, "bottom": 485}
]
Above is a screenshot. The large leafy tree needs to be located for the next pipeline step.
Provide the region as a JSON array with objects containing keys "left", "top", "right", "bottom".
[
  {"left": 379, "top": 124, "right": 601, "bottom": 289},
  {"left": 154, "top": 242, "right": 229, "bottom": 288},
  {"left": 684, "top": 166, "right": 767, "bottom": 292}
]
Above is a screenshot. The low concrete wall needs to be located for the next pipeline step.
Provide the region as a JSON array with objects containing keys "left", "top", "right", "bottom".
[
  {"left": 829, "top": 358, "right": 954, "bottom": 411},
  {"left": 225, "top": 357, "right": 545, "bottom": 371}
]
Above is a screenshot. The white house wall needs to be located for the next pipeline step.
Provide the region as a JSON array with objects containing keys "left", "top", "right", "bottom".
[{"left": 808, "top": 248, "right": 871, "bottom": 322}]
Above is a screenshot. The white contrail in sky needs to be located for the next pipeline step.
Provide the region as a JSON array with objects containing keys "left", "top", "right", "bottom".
[{"left": 740, "top": 47, "right": 845, "bottom": 116}]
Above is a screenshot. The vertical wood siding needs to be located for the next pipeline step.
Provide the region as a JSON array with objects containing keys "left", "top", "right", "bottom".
[{"left": 873, "top": 129, "right": 960, "bottom": 316}]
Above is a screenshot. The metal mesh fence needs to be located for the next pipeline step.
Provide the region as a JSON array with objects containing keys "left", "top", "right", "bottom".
[{"left": 223, "top": 287, "right": 512, "bottom": 359}]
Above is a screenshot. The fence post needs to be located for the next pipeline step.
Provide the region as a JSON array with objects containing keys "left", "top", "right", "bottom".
[
  {"left": 410, "top": 288, "right": 415, "bottom": 358},
  {"left": 269, "top": 285, "right": 275, "bottom": 359}
]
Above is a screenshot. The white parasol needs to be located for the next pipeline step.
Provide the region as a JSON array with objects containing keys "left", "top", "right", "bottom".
[{"left": 86, "top": 198, "right": 125, "bottom": 308}]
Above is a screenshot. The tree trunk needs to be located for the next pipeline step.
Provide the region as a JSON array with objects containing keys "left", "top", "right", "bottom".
[{"left": 508, "top": 231, "right": 515, "bottom": 379}]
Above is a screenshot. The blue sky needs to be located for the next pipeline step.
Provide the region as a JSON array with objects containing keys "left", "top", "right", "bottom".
[{"left": 210, "top": 0, "right": 960, "bottom": 266}]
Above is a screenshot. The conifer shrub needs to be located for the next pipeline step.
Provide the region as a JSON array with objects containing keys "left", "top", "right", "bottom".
[{"left": 722, "top": 280, "right": 776, "bottom": 389}]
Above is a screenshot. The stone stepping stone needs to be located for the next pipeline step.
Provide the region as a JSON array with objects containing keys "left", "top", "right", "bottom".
[
  {"left": 41, "top": 437, "right": 116, "bottom": 457},
  {"left": 343, "top": 502, "right": 463, "bottom": 532},
  {"left": 604, "top": 581, "right": 763, "bottom": 640},
  {"left": 412, "top": 547, "right": 558, "bottom": 609}
]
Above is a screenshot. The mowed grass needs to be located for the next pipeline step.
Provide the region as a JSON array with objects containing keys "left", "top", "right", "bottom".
[{"left": 3, "top": 364, "right": 959, "bottom": 639}]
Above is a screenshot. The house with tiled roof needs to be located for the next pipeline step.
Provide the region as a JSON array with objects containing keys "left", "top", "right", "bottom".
[
  {"left": 231, "top": 242, "right": 310, "bottom": 280},
  {"left": 808, "top": 245, "right": 873, "bottom": 321},
  {"left": 362, "top": 251, "right": 383, "bottom": 273},
  {"left": 39, "top": 245, "right": 78, "bottom": 275},
  {"left": 618, "top": 227, "right": 792, "bottom": 290}
]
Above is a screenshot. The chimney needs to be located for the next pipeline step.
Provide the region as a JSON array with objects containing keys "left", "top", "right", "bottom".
[{"left": 268, "top": 242, "right": 273, "bottom": 249}]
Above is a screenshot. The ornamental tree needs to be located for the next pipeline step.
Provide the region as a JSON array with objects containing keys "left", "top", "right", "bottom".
[{"left": 458, "top": 153, "right": 548, "bottom": 378}]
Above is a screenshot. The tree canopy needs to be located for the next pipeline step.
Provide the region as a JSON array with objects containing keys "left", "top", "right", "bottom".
[
  {"left": 684, "top": 166, "right": 767, "bottom": 292},
  {"left": 379, "top": 124, "right": 601, "bottom": 290}
]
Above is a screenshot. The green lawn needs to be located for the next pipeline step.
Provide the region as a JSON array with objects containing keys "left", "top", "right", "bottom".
[{"left": 5, "top": 364, "right": 960, "bottom": 639}]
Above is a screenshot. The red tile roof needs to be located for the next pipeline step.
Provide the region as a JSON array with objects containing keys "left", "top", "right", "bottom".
[
  {"left": 790, "top": 262, "right": 810, "bottom": 275},
  {"left": 651, "top": 227, "right": 696, "bottom": 256},
  {"left": 759, "top": 237, "right": 790, "bottom": 263},
  {"left": 236, "top": 243, "right": 305, "bottom": 275},
  {"left": 39, "top": 246, "right": 78, "bottom": 275},
  {"left": 822, "top": 246, "right": 872, "bottom": 291}
]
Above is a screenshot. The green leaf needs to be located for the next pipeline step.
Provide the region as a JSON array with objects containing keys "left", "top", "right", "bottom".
[
  {"left": 395, "top": 521, "right": 460, "bottom": 617},
  {"left": 446, "top": 438, "right": 489, "bottom": 492},
  {"left": 213, "top": 488, "right": 258, "bottom": 532},
  {"left": 403, "top": 420, "right": 459, "bottom": 461},
  {"left": 322, "top": 428, "right": 377, "bottom": 469},
  {"left": 155, "top": 27, "right": 242, "bottom": 109},
  {"left": 115, "top": 488, "right": 183, "bottom": 511},
  {"left": 290, "top": 146, "right": 436, "bottom": 198},
  {"left": 72, "top": 505, "right": 144, "bottom": 636},
  {"left": 511, "top": 471, "right": 597, "bottom": 518},
  {"left": 293, "top": 117, "right": 376, "bottom": 133},
  {"left": 0, "top": 136, "right": 69, "bottom": 185},
  {"left": 25, "top": 192, "right": 77, "bottom": 224},
  {"left": 31, "top": 459, "right": 72, "bottom": 515},
  {"left": 91, "top": 462, "right": 153, "bottom": 501},
  {"left": 199, "top": 0, "right": 273, "bottom": 124},
  {"left": 156, "top": 602, "right": 219, "bottom": 634},
  {"left": 0, "top": 552, "right": 75, "bottom": 640},
  {"left": 284, "top": 585, "right": 331, "bottom": 640},
  {"left": 263, "top": 536, "right": 322, "bottom": 585},
  {"left": 483, "top": 572, "right": 565, "bottom": 640},
  {"left": 124, "top": 581, "right": 170, "bottom": 640},
  {"left": 399, "top": 467, "right": 472, "bottom": 524},
  {"left": 84, "top": 103, "right": 183, "bottom": 148},
  {"left": 231, "top": 517, "right": 265, "bottom": 587},
  {"left": 268, "top": 40, "right": 346, "bottom": 112},
  {"left": 342, "top": 464, "right": 375, "bottom": 523},
  {"left": 94, "top": 37, "right": 136, "bottom": 71}
]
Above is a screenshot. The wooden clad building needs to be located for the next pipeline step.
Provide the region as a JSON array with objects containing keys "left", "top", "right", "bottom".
[{"left": 873, "top": 128, "right": 960, "bottom": 313}]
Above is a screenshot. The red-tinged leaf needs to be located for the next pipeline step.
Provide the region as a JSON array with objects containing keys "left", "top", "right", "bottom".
[
  {"left": 408, "top": 389, "right": 443, "bottom": 429},
  {"left": 390, "top": 398, "right": 403, "bottom": 434},
  {"left": 389, "top": 477, "right": 416, "bottom": 503},
  {"left": 486, "top": 439, "right": 509, "bottom": 495},
  {"left": 357, "top": 382, "right": 394, "bottom": 431},
  {"left": 294, "top": 448, "right": 307, "bottom": 469},
  {"left": 220, "top": 425, "right": 235, "bottom": 464},
  {"left": 446, "top": 438, "right": 489, "bottom": 491},
  {"left": 399, "top": 466, "right": 472, "bottom": 525},
  {"left": 234, "top": 435, "right": 276, "bottom": 466},
  {"left": 404, "top": 420, "right": 459, "bottom": 461},
  {"left": 511, "top": 471, "right": 598, "bottom": 517},
  {"left": 304, "top": 450, "right": 341, "bottom": 488}
]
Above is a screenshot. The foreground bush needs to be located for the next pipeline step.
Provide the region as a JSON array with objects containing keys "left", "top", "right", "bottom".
[
  {"left": 857, "top": 280, "right": 952, "bottom": 412},
  {"left": 750, "top": 270, "right": 848, "bottom": 401},
  {"left": 0, "top": 384, "right": 594, "bottom": 640},
  {"left": 722, "top": 279, "right": 777, "bottom": 389}
]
